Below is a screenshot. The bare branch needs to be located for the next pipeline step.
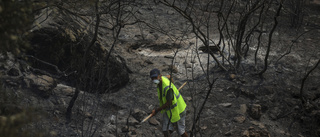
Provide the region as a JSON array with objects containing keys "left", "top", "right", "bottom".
[
  {"left": 275, "top": 29, "right": 318, "bottom": 64},
  {"left": 300, "top": 59, "right": 320, "bottom": 105},
  {"left": 258, "top": 1, "right": 283, "bottom": 76}
]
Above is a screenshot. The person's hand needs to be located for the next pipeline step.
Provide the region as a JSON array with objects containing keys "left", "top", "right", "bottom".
[{"left": 151, "top": 109, "right": 156, "bottom": 116}]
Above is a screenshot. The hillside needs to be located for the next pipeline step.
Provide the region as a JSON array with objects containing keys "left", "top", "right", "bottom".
[{"left": 0, "top": 1, "right": 320, "bottom": 137}]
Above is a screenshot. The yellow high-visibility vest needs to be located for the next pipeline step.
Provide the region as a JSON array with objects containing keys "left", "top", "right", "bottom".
[{"left": 157, "top": 76, "right": 187, "bottom": 123}]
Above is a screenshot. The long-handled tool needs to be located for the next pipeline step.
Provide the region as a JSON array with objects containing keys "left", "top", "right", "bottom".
[
  {"left": 141, "top": 113, "right": 153, "bottom": 123},
  {"left": 141, "top": 81, "right": 188, "bottom": 123},
  {"left": 178, "top": 81, "right": 187, "bottom": 91}
]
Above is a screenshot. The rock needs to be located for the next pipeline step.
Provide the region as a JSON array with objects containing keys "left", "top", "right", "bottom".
[
  {"left": 24, "top": 74, "right": 57, "bottom": 98},
  {"left": 128, "top": 132, "right": 137, "bottom": 137},
  {"left": 185, "top": 96, "right": 192, "bottom": 101},
  {"left": 256, "top": 86, "right": 275, "bottom": 96},
  {"left": 164, "top": 55, "right": 174, "bottom": 59},
  {"left": 167, "top": 10, "right": 175, "bottom": 15},
  {"left": 242, "top": 127, "right": 270, "bottom": 137},
  {"left": 148, "top": 105, "right": 154, "bottom": 110},
  {"left": 134, "top": 124, "right": 141, "bottom": 128},
  {"left": 0, "top": 116, "right": 7, "bottom": 127},
  {"left": 131, "top": 130, "right": 137, "bottom": 135},
  {"left": 30, "top": 20, "right": 130, "bottom": 93},
  {"left": 106, "top": 123, "right": 117, "bottom": 133},
  {"left": 107, "top": 55, "right": 130, "bottom": 91},
  {"left": 100, "top": 133, "right": 116, "bottom": 137},
  {"left": 238, "top": 104, "right": 248, "bottom": 115},
  {"left": 311, "top": 110, "right": 320, "bottom": 117},
  {"left": 289, "top": 87, "right": 300, "bottom": 98},
  {"left": 250, "top": 121, "right": 266, "bottom": 129},
  {"left": 0, "top": 53, "right": 4, "bottom": 61},
  {"left": 110, "top": 115, "right": 116, "bottom": 124},
  {"left": 148, "top": 117, "right": 160, "bottom": 126},
  {"left": 238, "top": 77, "right": 247, "bottom": 84},
  {"left": 53, "top": 84, "right": 75, "bottom": 96},
  {"left": 144, "top": 59, "right": 153, "bottom": 64},
  {"left": 225, "top": 130, "right": 232, "bottom": 136},
  {"left": 26, "top": 74, "right": 56, "bottom": 90},
  {"left": 198, "top": 46, "right": 219, "bottom": 53},
  {"left": 75, "top": 129, "right": 82, "bottom": 135},
  {"left": 7, "top": 67, "right": 20, "bottom": 76},
  {"left": 118, "top": 116, "right": 139, "bottom": 126},
  {"left": 49, "top": 131, "right": 57, "bottom": 136},
  {"left": 185, "top": 63, "right": 192, "bottom": 68},
  {"left": 200, "top": 126, "right": 207, "bottom": 130},
  {"left": 206, "top": 109, "right": 215, "bottom": 115},
  {"left": 279, "top": 130, "right": 291, "bottom": 136},
  {"left": 84, "top": 112, "right": 93, "bottom": 120},
  {"left": 53, "top": 110, "right": 61, "bottom": 116},
  {"left": 163, "top": 65, "right": 178, "bottom": 73},
  {"left": 4, "top": 53, "right": 17, "bottom": 70},
  {"left": 121, "top": 126, "right": 130, "bottom": 132},
  {"left": 240, "top": 88, "right": 255, "bottom": 100},
  {"left": 249, "top": 104, "right": 262, "bottom": 120},
  {"left": 229, "top": 74, "right": 236, "bottom": 80},
  {"left": 242, "top": 129, "right": 250, "bottom": 137},
  {"left": 118, "top": 109, "right": 129, "bottom": 116},
  {"left": 219, "top": 103, "right": 232, "bottom": 108},
  {"left": 268, "top": 107, "right": 280, "bottom": 120},
  {"left": 233, "top": 116, "right": 246, "bottom": 123},
  {"left": 132, "top": 108, "right": 147, "bottom": 122},
  {"left": 227, "top": 94, "right": 235, "bottom": 98},
  {"left": 4, "top": 79, "right": 19, "bottom": 86},
  {"left": 217, "top": 88, "right": 224, "bottom": 92}
]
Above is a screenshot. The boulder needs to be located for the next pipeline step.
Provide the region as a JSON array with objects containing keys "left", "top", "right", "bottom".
[
  {"left": 29, "top": 11, "right": 130, "bottom": 94},
  {"left": 53, "top": 84, "right": 75, "bottom": 96},
  {"left": 24, "top": 74, "right": 57, "bottom": 98}
]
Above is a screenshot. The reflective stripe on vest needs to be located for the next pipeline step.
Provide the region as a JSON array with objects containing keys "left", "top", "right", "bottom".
[
  {"left": 166, "top": 102, "right": 178, "bottom": 110},
  {"left": 164, "top": 86, "right": 181, "bottom": 99}
]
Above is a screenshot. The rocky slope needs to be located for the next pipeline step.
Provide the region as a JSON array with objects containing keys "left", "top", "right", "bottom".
[{"left": 1, "top": 1, "right": 320, "bottom": 137}]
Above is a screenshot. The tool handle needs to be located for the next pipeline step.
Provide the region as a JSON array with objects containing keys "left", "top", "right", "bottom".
[
  {"left": 141, "top": 114, "right": 153, "bottom": 123},
  {"left": 178, "top": 81, "right": 187, "bottom": 91}
]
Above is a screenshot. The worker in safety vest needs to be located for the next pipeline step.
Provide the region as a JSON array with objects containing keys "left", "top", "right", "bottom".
[{"left": 149, "top": 68, "right": 188, "bottom": 137}]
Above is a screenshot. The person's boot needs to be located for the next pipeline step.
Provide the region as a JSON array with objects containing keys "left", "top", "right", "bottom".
[{"left": 181, "top": 132, "right": 188, "bottom": 137}]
